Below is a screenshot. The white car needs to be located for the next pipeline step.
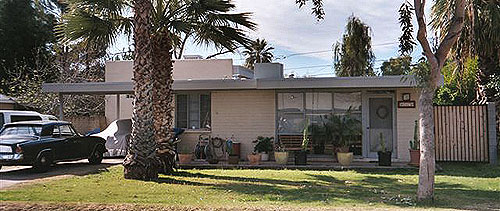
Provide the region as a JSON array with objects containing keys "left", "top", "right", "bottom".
[
  {"left": 0, "top": 110, "right": 58, "bottom": 128},
  {"left": 92, "top": 119, "right": 131, "bottom": 157}
]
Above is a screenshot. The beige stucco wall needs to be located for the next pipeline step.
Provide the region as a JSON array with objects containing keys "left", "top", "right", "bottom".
[
  {"left": 395, "top": 88, "right": 420, "bottom": 162},
  {"left": 211, "top": 90, "right": 276, "bottom": 160}
]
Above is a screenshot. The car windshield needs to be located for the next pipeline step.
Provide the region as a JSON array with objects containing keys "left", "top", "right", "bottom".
[{"left": 0, "top": 125, "right": 42, "bottom": 137}]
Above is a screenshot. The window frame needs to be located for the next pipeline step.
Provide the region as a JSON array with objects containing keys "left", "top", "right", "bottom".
[{"left": 175, "top": 92, "right": 211, "bottom": 130}]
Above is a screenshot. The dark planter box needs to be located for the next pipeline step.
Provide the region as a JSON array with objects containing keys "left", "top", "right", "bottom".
[
  {"left": 378, "top": 151, "right": 392, "bottom": 166},
  {"left": 294, "top": 151, "right": 307, "bottom": 165},
  {"left": 227, "top": 155, "right": 239, "bottom": 164}
]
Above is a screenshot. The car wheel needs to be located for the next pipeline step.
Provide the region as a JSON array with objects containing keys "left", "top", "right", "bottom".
[
  {"left": 33, "top": 153, "right": 51, "bottom": 172},
  {"left": 88, "top": 149, "right": 103, "bottom": 164}
]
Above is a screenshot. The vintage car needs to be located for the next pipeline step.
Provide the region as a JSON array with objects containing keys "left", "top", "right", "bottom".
[{"left": 0, "top": 121, "right": 107, "bottom": 172}]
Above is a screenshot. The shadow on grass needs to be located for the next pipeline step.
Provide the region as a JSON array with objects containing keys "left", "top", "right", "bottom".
[
  {"left": 352, "top": 162, "right": 500, "bottom": 178},
  {"left": 159, "top": 170, "right": 499, "bottom": 210}
]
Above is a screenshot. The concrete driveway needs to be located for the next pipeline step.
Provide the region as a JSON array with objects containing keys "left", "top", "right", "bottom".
[{"left": 0, "top": 158, "right": 123, "bottom": 189}]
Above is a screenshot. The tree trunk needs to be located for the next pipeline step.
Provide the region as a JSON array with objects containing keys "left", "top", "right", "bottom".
[
  {"left": 413, "top": 0, "right": 465, "bottom": 201},
  {"left": 417, "top": 85, "right": 436, "bottom": 200},
  {"left": 123, "top": 0, "right": 158, "bottom": 180},
  {"left": 152, "top": 31, "right": 176, "bottom": 174}
]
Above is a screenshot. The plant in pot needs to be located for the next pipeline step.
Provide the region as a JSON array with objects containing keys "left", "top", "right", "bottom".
[
  {"left": 409, "top": 120, "right": 420, "bottom": 166},
  {"left": 377, "top": 132, "right": 392, "bottom": 166},
  {"left": 253, "top": 136, "right": 274, "bottom": 161},
  {"left": 177, "top": 145, "right": 193, "bottom": 164},
  {"left": 247, "top": 152, "right": 261, "bottom": 165},
  {"left": 309, "top": 123, "right": 326, "bottom": 154},
  {"left": 274, "top": 140, "right": 289, "bottom": 165},
  {"left": 327, "top": 112, "right": 361, "bottom": 166},
  {"left": 295, "top": 120, "right": 309, "bottom": 165},
  {"left": 226, "top": 139, "right": 239, "bottom": 165}
]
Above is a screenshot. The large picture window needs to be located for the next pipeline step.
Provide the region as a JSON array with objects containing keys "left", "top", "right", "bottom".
[
  {"left": 277, "top": 91, "right": 362, "bottom": 155},
  {"left": 176, "top": 93, "right": 211, "bottom": 129}
]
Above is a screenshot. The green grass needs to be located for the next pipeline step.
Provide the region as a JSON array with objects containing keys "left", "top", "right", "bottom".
[{"left": 1, "top": 163, "right": 499, "bottom": 210}]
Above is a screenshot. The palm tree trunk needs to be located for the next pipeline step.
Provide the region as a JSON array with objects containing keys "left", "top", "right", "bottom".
[
  {"left": 123, "top": 0, "right": 158, "bottom": 180},
  {"left": 152, "top": 31, "right": 176, "bottom": 174},
  {"left": 476, "top": 55, "right": 498, "bottom": 104}
]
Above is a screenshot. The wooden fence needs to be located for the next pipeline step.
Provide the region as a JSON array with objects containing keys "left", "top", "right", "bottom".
[{"left": 434, "top": 105, "right": 489, "bottom": 162}]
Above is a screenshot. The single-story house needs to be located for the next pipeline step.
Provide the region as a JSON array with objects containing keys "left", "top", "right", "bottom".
[{"left": 44, "top": 58, "right": 426, "bottom": 162}]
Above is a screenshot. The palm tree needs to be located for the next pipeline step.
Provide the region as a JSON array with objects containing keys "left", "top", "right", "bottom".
[
  {"left": 431, "top": 0, "right": 500, "bottom": 104},
  {"left": 242, "top": 38, "right": 274, "bottom": 69},
  {"left": 59, "top": 0, "right": 255, "bottom": 178},
  {"left": 151, "top": 0, "right": 255, "bottom": 173}
]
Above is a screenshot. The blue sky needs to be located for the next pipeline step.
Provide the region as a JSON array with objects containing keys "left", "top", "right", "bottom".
[{"left": 111, "top": 0, "right": 431, "bottom": 77}]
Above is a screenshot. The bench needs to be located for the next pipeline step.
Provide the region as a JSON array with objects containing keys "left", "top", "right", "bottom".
[{"left": 278, "top": 135, "right": 313, "bottom": 151}]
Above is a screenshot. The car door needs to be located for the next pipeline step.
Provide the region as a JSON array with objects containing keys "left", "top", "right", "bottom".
[
  {"left": 59, "top": 124, "right": 83, "bottom": 159},
  {"left": 49, "top": 125, "right": 70, "bottom": 160}
]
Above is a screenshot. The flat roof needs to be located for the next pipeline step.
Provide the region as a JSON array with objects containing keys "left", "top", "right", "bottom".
[{"left": 42, "top": 75, "right": 420, "bottom": 95}]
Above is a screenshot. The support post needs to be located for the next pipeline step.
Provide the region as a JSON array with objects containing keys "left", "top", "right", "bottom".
[
  {"left": 116, "top": 94, "right": 120, "bottom": 120},
  {"left": 58, "top": 93, "right": 64, "bottom": 120},
  {"left": 487, "top": 102, "right": 498, "bottom": 166}
]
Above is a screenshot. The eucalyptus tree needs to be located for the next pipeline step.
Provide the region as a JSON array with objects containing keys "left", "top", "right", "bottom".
[
  {"left": 59, "top": 0, "right": 255, "bottom": 178},
  {"left": 412, "top": 0, "right": 466, "bottom": 200},
  {"left": 242, "top": 38, "right": 274, "bottom": 69},
  {"left": 333, "top": 15, "right": 375, "bottom": 77}
]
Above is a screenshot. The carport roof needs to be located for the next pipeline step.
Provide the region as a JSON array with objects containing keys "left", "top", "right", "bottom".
[{"left": 42, "top": 75, "right": 420, "bottom": 95}]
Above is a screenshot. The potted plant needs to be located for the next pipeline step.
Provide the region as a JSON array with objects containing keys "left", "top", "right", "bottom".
[
  {"left": 247, "top": 152, "right": 261, "bottom": 165},
  {"left": 377, "top": 132, "right": 392, "bottom": 166},
  {"left": 178, "top": 145, "right": 193, "bottom": 164},
  {"left": 327, "top": 112, "right": 361, "bottom": 166},
  {"left": 409, "top": 120, "right": 420, "bottom": 166},
  {"left": 309, "top": 123, "right": 326, "bottom": 154},
  {"left": 226, "top": 139, "right": 239, "bottom": 165},
  {"left": 274, "top": 141, "right": 289, "bottom": 165},
  {"left": 295, "top": 120, "right": 309, "bottom": 165},
  {"left": 253, "top": 136, "right": 274, "bottom": 161}
]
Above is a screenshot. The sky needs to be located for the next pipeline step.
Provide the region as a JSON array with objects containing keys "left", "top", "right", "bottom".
[{"left": 111, "top": 0, "right": 431, "bottom": 77}]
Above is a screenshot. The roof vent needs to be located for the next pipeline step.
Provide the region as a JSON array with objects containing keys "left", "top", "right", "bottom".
[{"left": 183, "top": 55, "right": 204, "bottom": 60}]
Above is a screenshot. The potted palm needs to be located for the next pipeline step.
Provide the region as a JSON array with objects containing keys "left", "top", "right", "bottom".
[
  {"left": 253, "top": 136, "right": 273, "bottom": 161},
  {"left": 274, "top": 141, "right": 289, "bottom": 165},
  {"left": 178, "top": 145, "right": 193, "bottom": 164},
  {"left": 309, "top": 123, "right": 326, "bottom": 154},
  {"left": 294, "top": 120, "right": 309, "bottom": 165},
  {"left": 377, "top": 132, "right": 392, "bottom": 166},
  {"left": 327, "top": 113, "right": 361, "bottom": 166},
  {"left": 226, "top": 139, "right": 239, "bottom": 165},
  {"left": 409, "top": 120, "right": 420, "bottom": 166}
]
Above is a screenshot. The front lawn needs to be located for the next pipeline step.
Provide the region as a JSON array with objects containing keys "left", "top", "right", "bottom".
[{"left": 1, "top": 163, "right": 499, "bottom": 210}]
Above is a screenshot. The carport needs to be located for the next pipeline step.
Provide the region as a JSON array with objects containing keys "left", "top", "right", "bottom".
[{"left": 42, "top": 82, "right": 134, "bottom": 120}]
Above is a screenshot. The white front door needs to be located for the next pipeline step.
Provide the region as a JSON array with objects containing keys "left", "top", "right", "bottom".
[{"left": 364, "top": 94, "right": 396, "bottom": 158}]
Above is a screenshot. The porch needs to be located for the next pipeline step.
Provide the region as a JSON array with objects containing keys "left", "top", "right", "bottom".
[{"left": 178, "top": 154, "right": 416, "bottom": 170}]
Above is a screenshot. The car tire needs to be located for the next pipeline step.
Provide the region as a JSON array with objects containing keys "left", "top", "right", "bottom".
[
  {"left": 33, "top": 153, "right": 51, "bottom": 172},
  {"left": 88, "top": 149, "right": 103, "bottom": 164}
]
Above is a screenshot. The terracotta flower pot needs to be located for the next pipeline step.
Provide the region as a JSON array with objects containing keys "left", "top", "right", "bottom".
[
  {"left": 409, "top": 149, "right": 420, "bottom": 166},
  {"left": 337, "top": 152, "right": 353, "bottom": 166},
  {"left": 178, "top": 154, "right": 193, "bottom": 164},
  {"left": 247, "top": 154, "right": 261, "bottom": 165},
  {"left": 274, "top": 151, "right": 289, "bottom": 165}
]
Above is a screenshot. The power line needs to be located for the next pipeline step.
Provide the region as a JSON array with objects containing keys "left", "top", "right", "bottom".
[
  {"left": 275, "top": 41, "right": 398, "bottom": 60},
  {"left": 284, "top": 64, "right": 333, "bottom": 70}
]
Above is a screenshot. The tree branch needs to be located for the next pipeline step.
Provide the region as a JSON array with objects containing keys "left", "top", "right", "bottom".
[
  {"left": 435, "top": 0, "right": 466, "bottom": 66},
  {"left": 414, "top": 0, "right": 436, "bottom": 66}
]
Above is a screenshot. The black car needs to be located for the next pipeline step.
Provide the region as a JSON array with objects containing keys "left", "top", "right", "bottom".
[{"left": 0, "top": 121, "right": 107, "bottom": 172}]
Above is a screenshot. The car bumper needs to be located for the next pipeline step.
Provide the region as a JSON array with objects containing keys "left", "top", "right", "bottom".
[{"left": 0, "top": 154, "right": 28, "bottom": 165}]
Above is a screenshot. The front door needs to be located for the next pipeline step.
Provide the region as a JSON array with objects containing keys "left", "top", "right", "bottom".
[{"left": 367, "top": 96, "right": 394, "bottom": 158}]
